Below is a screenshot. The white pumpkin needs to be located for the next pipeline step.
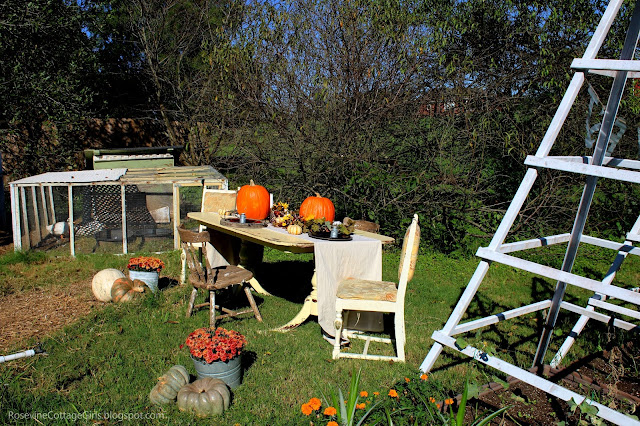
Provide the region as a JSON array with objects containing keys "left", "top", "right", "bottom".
[{"left": 91, "top": 269, "right": 125, "bottom": 302}]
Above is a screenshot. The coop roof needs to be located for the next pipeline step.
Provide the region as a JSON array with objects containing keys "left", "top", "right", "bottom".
[{"left": 10, "top": 166, "right": 226, "bottom": 186}]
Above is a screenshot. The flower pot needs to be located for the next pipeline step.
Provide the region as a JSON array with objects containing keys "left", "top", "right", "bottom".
[
  {"left": 192, "top": 355, "right": 242, "bottom": 390},
  {"left": 129, "top": 270, "right": 159, "bottom": 293}
]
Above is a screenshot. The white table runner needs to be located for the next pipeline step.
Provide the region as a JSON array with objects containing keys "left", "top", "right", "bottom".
[{"left": 266, "top": 226, "right": 382, "bottom": 335}]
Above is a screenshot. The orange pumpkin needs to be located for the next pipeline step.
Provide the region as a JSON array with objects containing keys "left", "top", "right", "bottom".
[
  {"left": 299, "top": 193, "right": 335, "bottom": 222},
  {"left": 236, "top": 179, "right": 270, "bottom": 220}
]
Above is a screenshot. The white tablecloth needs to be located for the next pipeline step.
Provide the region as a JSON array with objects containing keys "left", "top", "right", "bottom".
[{"left": 266, "top": 226, "right": 382, "bottom": 335}]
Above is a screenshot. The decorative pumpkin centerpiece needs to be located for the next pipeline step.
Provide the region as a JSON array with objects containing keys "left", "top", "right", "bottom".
[
  {"left": 183, "top": 327, "right": 247, "bottom": 389},
  {"left": 236, "top": 179, "right": 270, "bottom": 220},
  {"left": 149, "top": 365, "right": 190, "bottom": 405},
  {"left": 299, "top": 193, "right": 335, "bottom": 222},
  {"left": 177, "top": 377, "right": 231, "bottom": 417},
  {"left": 127, "top": 256, "right": 165, "bottom": 293},
  {"left": 110, "top": 277, "right": 147, "bottom": 303},
  {"left": 287, "top": 224, "right": 303, "bottom": 235}
]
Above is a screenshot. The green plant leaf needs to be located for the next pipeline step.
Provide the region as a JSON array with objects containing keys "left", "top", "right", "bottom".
[{"left": 455, "top": 337, "right": 468, "bottom": 350}]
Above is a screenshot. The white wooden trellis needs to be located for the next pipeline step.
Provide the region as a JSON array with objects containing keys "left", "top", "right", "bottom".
[{"left": 420, "top": 1, "right": 640, "bottom": 425}]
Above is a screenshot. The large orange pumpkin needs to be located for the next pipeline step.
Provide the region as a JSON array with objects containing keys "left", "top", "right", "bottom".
[
  {"left": 299, "top": 193, "right": 335, "bottom": 222},
  {"left": 236, "top": 179, "right": 270, "bottom": 220}
]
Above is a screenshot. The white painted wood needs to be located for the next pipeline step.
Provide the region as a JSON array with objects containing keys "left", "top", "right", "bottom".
[
  {"left": 19, "top": 187, "right": 29, "bottom": 249},
  {"left": 67, "top": 185, "right": 75, "bottom": 257},
  {"left": 30, "top": 187, "right": 41, "bottom": 243},
  {"left": 588, "top": 69, "right": 640, "bottom": 78},
  {"left": 10, "top": 184, "right": 21, "bottom": 251},
  {"left": 497, "top": 234, "right": 571, "bottom": 253},
  {"left": 47, "top": 186, "right": 55, "bottom": 224},
  {"left": 173, "top": 184, "right": 180, "bottom": 250},
  {"left": 580, "top": 235, "right": 640, "bottom": 256},
  {"left": 432, "top": 332, "right": 640, "bottom": 426},
  {"left": 451, "top": 301, "right": 552, "bottom": 335},
  {"left": 39, "top": 185, "right": 48, "bottom": 229},
  {"left": 525, "top": 155, "right": 640, "bottom": 183},
  {"left": 560, "top": 301, "right": 637, "bottom": 330},
  {"left": 121, "top": 184, "right": 127, "bottom": 254},
  {"left": 476, "top": 248, "right": 640, "bottom": 304},
  {"left": 589, "top": 298, "right": 640, "bottom": 320},
  {"left": 550, "top": 155, "right": 640, "bottom": 170},
  {"left": 572, "top": 58, "right": 640, "bottom": 72}
]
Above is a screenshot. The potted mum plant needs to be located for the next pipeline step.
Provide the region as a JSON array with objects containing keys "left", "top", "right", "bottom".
[
  {"left": 127, "top": 256, "right": 165, "bottom": 293},
  {"left": 183, "top": 327, "right": 247, "bottom": 390}
]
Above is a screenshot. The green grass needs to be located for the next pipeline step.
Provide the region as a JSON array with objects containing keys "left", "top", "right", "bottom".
[{"left": 1, "top": 243, "right": 639, "bottom": 424}]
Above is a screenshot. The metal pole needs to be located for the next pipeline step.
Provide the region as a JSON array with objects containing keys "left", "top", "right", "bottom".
[{"left": 533, "top": 0, "right": 640, "bottom": 367}]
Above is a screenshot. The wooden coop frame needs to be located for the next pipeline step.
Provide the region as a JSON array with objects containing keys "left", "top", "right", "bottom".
[
  {"left": 10, "top": 166, "right": 227, "bottom": 256},
  {"left": 420, "top": 1, "right": 640, "bottom": 425}
]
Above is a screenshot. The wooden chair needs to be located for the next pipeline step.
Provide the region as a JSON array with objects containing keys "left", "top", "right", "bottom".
[
  {"left": 180, "top": 188, "right": 237, "bottom": 285},
  {"left": 179, "top": 225, "right": 262, "bottom": 327},
  {"left": 332, "top": 214, "right": 419, "bottom": 362}
]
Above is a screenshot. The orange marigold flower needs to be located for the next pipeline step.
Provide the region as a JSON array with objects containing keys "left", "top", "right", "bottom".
[
  {"left": 301, "top": 403, "right": 312, "bottom": 416},
  {"left": 420, "top": 373, "right": 428, "bottom": 381},
  {"left": 388, "top": 389, "right": 398, "bottom": 398},
  {"left": 429, "top": 397, "right": 436, "bottom": 403},
  {"left": 324, "top": 406, "right": 337, "bottom": 416},
  {"left": 436, "top": 403, "right": 441, "bottom": 410},
  {"left": 373, "top": 392, "right": 380, "bottom": 396},
  {"left": 356, "top": 403, "right": 366, "bottom": 410},
  {"left": 308, "top": 397, "right": 322, "bottom": 411},
  {"left": 405, "top": 377, "right": 410, "bottom": 382},
  {"left": 360, "top": 391, "right": 368, "bottom": 397},
  {"left": 328, "top": 422, "right": 339, "bottom": 426},
  {"left": 445, "top": 398, "right": 454, "bottom": 405}
]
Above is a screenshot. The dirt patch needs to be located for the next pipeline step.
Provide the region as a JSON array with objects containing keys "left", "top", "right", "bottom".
[
  {"left": 461, "top": 342, "right": 640, "bottom": 424},
  {"left": 0, "top": 281, "right": 101, "bottom": 353}
]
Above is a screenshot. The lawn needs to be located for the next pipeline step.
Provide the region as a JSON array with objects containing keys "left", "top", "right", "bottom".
[{"left": 1, "top": 242, "right": 639, "bottom": 424}]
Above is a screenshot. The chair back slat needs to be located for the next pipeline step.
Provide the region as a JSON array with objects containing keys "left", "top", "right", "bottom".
[
  {"left": 396, "top": 214, "right": 419, "bottom": 303},
  {"left": 178, "top": 225, "right": 209, "bottom": 283}
]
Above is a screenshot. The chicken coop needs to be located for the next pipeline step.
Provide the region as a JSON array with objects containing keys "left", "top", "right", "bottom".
[{"left": 10, "top": 165, "right": 227, "bottom": 256}]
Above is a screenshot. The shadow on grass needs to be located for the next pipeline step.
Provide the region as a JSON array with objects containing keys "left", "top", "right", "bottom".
[{"left": 254, "top": 259, "right": 315, "bottom": 303}]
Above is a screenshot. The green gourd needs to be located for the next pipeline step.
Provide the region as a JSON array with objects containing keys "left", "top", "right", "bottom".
[
  {"left": 149, "top": 365, "right": 190, "bottom": 405},
  {"left": 177, "top": 378, "right": 230, "bottom": 417}
]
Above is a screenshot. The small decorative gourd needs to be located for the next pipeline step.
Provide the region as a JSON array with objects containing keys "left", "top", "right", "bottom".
[
  {"left": 177, "top": 377, "right": 231, "bottom": 417},
  {"left": 287, "top": 224, "right": 302, "bottom": 235},
  {"left": 149, "top": 365, "right": 190, "bottom": 405},
  {"left": 110, "top": 278, "right": 146, "bottom": 303}
]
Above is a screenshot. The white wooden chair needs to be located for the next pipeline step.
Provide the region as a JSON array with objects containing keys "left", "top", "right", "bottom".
[
  {"left": 332, "top": 214, "right": 419, "bottom": 362},
  {"left": 180, "top": 187, "right": 237, "bottom": 285}
]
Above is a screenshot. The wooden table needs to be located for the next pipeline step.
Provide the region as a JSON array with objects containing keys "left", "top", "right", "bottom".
[{"left": 187, "top": 212, "right": 394, "bottom": 331}]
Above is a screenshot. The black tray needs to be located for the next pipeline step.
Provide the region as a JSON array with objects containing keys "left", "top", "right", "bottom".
[
  {"left": 308, "top": 232, "right": 352, "bottom": 241},
  {"left": 220, "top": 218, "right": 268, "bottom": 228}
]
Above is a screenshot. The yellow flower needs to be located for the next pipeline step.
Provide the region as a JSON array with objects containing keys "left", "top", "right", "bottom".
[
  {"left": 359, "top": 391, "right": 368, "bottom": 397},
  {"left": 388, "top": 389, "right": 398, "bottom": 398},
  {"left": 420, "top": 373, "right": 428, "bottom": 381},
  {"left": 324, "top": 406, "right": 337, "bottom": 416},
  {"left": 309, "top": 397, "right": 322, "bottom": 411}
]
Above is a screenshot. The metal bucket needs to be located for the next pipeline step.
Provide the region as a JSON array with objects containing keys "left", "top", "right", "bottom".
[{"left": 192, "top": 355, "right": 242, "bottom": 389}]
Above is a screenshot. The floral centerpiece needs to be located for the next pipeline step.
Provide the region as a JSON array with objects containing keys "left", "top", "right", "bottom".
[
  {"left": 270, "top": 201, "right": 303, "bottom": 228},
  {"left": 184, "top": 327, "right": 247, "bottom": 364},
  {"left": 127, "top": 256, "right": 165, "bottom": 273}
]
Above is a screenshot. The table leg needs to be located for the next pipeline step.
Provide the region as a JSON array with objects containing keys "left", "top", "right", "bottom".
[{"left": 272, "top": 271, "right": 318, "bottom": 332}]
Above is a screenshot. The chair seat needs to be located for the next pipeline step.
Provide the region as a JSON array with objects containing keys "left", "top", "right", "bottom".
[
  {"left": 191, "top": 265, "right": 253, "bottom": 290},
  {"left": 337, "top": 278, "right": 397, "bottom": 302}
]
